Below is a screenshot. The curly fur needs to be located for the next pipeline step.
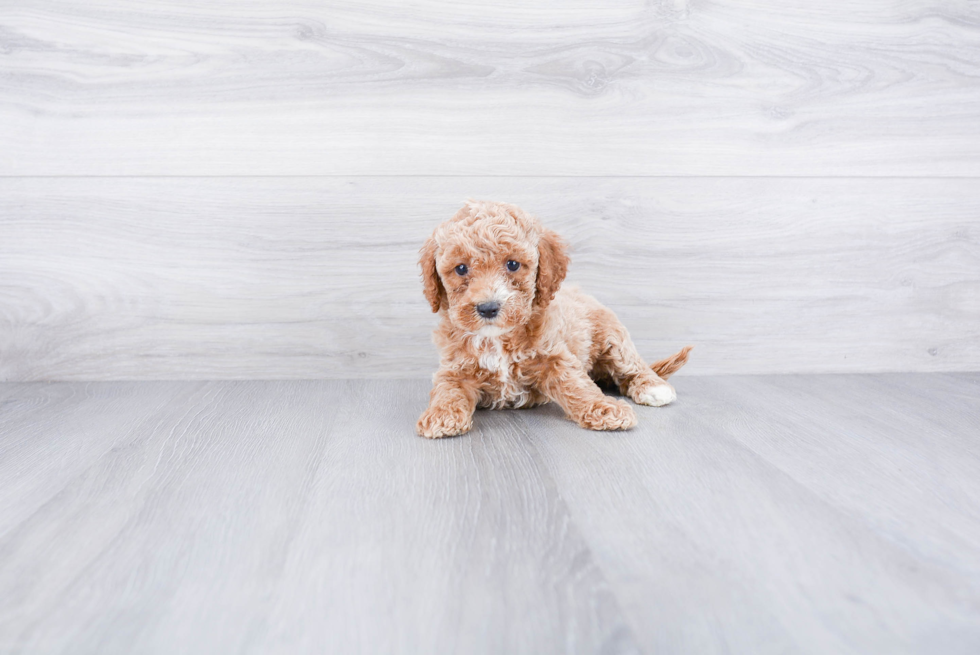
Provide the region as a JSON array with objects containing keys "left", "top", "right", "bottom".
[{"left": 416, "top": 200, "right": 692, "bottom": 438}]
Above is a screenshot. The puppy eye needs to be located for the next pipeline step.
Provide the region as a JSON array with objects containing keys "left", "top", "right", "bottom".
[
  {"left": 455, "top": 264, "right": 468, "bottom": 276},
  {"left": 506, "top": 260, "right": 521, "bottom": 272}
]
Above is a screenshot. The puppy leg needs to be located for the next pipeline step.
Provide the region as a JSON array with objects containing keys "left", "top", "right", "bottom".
[
  {"left": 629, "top": 345, "right": 692, "bottom": 405},
  {"left": 532, "top": 351, "right": 636, "bottom": 431},
  {"left": 417, "top": 369, "right": 480, "bottom": 438},
  {"left": 596, "top": 328, "right": 689, "bottom": 407}
]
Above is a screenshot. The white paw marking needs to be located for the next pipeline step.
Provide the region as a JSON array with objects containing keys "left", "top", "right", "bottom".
[{"left": 636, "top": 384, "right": 676, "bottom": 407}]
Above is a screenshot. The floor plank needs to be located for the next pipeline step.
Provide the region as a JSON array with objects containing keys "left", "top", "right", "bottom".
[
  {"left": 2, "top": 1, "right": 979, "bottom": 175},
  {"left": 0, "top": 380, "right": 638, "bottom": 654},
  {"left": 0, "top": 381, "right": 349, "bottom": 654},
  {"left": 250, "top": 381, "right": 637, "bottom": 654},
  {"left": 1, "top": 376, "right": 978, "bottom": 653},
  {"left": 524, "top": 373, "right": 980, "bottom": 654}
]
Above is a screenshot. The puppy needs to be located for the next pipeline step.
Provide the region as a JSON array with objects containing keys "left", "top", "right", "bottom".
[{"left": 417, "top": 200, "right": 691, "bottom": 438}]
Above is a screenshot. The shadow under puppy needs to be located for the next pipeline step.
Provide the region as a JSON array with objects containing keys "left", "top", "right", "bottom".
[{"left": 417, "top": 200, "right": 692, "bottom": 438}]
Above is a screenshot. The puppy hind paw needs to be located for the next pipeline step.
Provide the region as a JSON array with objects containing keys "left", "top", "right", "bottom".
[
  {"left": 416, "top": 406, "right": 473, "bottom": 439},
  {"left": 577, "top": 398, "right": 637, "bottom": 431},
  {"left": 632, "top": 383, "right": 677, "bottom": 407}
]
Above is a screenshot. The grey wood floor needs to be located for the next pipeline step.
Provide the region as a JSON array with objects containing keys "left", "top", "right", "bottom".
[{"left": 1, "top": 374, "right": 978, "bottom": 654}]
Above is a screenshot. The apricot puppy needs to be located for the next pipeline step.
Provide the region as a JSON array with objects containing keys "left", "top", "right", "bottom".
[{"left": 417, "top": 200, "right": 692, "bottom": 438}]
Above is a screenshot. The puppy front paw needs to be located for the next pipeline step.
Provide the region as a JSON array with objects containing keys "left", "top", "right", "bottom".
[
  {"left": 416, "top": 404, "right": 473, "bottom": 439},
  {"left": 632, "top": 382, "right": 677, "bottom": 407},
  {"left": 576, "top": 398, "right": 637, "bottom": 431}
]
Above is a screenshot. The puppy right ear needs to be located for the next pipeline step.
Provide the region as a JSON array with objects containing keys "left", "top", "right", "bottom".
[{"left": 419, "top": 235, "right": 446, "bottom": 313}]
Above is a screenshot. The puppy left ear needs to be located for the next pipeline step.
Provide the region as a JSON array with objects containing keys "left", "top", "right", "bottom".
[
  {"left": 419, "top": 235, "right": 446, "bottom": 313},
  {"left": 534, "top": 228, "right": 569, "bottom": 309}
]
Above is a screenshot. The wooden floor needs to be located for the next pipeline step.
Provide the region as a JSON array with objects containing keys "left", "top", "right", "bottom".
[{"left": 1, "top": 374, "right": 978, "bottom": 654}]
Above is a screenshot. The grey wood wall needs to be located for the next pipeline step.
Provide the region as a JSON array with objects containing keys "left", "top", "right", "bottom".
[{"left": 1, "top": 1, "right": 978, "bottom": 380}]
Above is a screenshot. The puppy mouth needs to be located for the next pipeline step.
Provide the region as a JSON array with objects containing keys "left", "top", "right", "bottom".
[
  {"left": 474, "top": 311, "right": 506, "bottom": 333},
  {"left": 476, "top": 324, "right": 507, "bottom": 337}
]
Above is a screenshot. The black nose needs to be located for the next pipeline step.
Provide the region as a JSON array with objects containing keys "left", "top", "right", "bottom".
[{"left": 476, "top": 301, "right": 500, "bottom": 320}]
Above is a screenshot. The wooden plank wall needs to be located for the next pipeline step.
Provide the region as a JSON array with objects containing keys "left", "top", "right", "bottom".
[{"left": 1, "top": 1, "right": 978, "bottom": 380}]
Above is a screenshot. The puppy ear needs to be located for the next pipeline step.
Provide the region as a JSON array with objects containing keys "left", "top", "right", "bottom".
[
  {"left": 419, "top": 235, "right": 446, "bottom": 313},
  {"left": 534, "top": 228, "right": 569, "bottom": 309}
]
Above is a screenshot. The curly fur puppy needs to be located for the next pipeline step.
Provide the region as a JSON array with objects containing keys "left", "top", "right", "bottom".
[{"left": 417, "top": 200, "right": 692, "bottom": 438}]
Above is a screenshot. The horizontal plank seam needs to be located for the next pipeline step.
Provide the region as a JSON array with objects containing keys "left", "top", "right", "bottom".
[{"left": 3, "top": 175, "right": 980, "bottom": 181}]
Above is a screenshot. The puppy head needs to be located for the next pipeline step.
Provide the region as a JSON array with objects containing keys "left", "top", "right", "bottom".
[{"left": 420, "top": 200, "right": 569, "bottom": 335}]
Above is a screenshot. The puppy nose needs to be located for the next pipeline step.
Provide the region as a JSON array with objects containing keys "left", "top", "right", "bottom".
[{"left": 476, "top": 301, "right": 500, "bottom": 319}]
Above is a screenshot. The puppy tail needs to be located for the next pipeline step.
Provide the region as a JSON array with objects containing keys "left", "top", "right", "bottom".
[{"left": 651, "top": 345, "right": 693, "bottom": 380}]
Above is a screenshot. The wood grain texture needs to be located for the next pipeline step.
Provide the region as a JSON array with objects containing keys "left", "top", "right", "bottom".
[
  {"left": 525, "top": 373, "right": 980, "bottom": 654},
  {"left": 1, "top": 177, "right": 978, "bottom": 380},
  {"left": 1, "top": 375, "right": 978, "bottom": 653},
  {"left": 1, "top": 1, "right": 979, "bottom": 175},
  {"left": 0, "top": 379, "right": 639, "bottom": 654}
]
